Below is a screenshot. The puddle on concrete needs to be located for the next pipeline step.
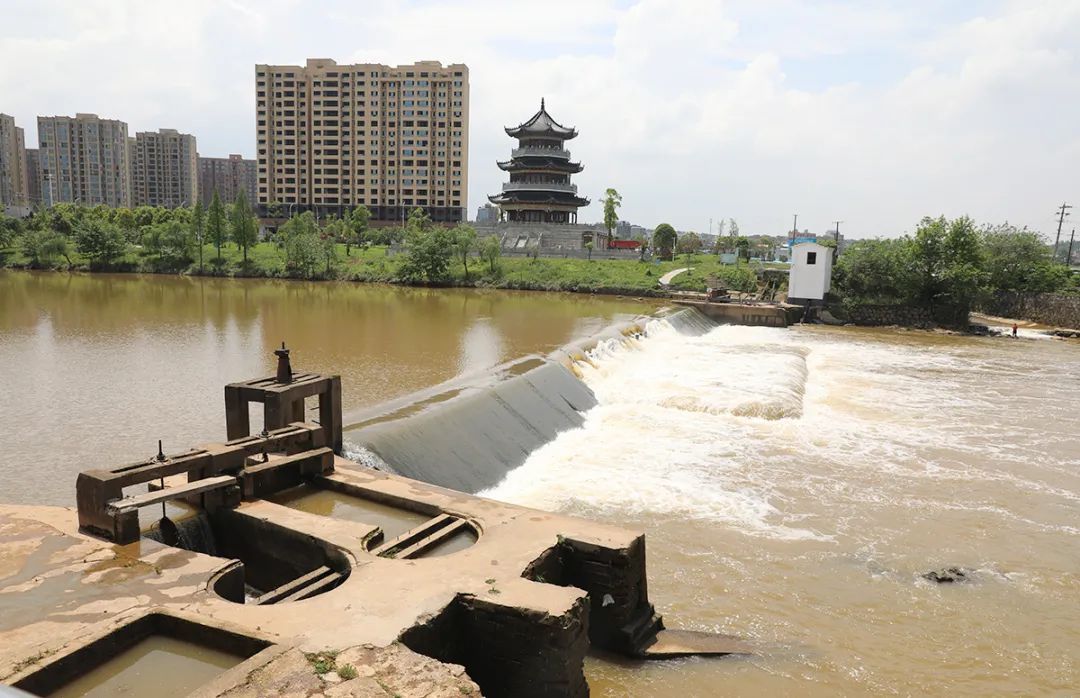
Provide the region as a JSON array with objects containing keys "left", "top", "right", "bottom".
[
  {"left": 267, "top": 484, "right": 429, "bottom": 541},
  {"left": 423, "top": 529, "right": 479, "bottom": 557},
  {"left": 48, "top": 635, "right": 243, "bottom": 698}
]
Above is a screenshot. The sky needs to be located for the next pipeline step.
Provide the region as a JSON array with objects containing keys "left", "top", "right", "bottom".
[{"left": 2, "top": 0, "right": 1080, "bottom": 239}]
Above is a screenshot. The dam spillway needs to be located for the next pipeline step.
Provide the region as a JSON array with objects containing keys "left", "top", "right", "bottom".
[{"left": 0, "top": 326, "right": 748, "bottom": 698}]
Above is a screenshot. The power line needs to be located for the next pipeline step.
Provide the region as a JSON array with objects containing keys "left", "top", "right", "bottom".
[{"left": 1053, "top": 202, "right": 1072, "bottom": 262}]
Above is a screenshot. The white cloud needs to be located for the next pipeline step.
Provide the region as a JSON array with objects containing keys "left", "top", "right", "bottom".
[{"left": 2, "top": 0, "right": 1078, "bottom": 238}]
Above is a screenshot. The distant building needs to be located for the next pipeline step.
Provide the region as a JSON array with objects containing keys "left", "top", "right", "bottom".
[
  {"left": 0, "top": 114, "right": 29, "bottom": 213},
  {"left": 476, "top": 202, "right": 498, "bottom": 224},
  {"left": 24, "top": 148, "right": 41, "bottom": 206},
  {"left": 787, "top": 242, "right": 833, "bottom": 303},
  {"left": 131, "top": 129, "right": 198, "bottom": 208},
  {"left": 199, "top": 154, "right": 256, "bottom": 207},
  {"left": 615, "top": 220, "right": 631, "bottom": 238},
  {"left": 256, "top": 58, "right": 469, "bottom": 222},
  {"left": 38, "top": 113, "right": 131, "bottom": 206},
  {"left": 629, "top": 224, "right": 649, "bottom": 240},
  {"left": 488, "top": 99, "right": 589, "bottom": 224}
]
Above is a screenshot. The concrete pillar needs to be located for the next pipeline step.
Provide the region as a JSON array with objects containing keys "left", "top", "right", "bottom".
[
  {"left": 224, "top": 386, "right": 249, "bottom": 441},
  {"left": 319, "top": 376, "right": 343, "bottom": 454}
]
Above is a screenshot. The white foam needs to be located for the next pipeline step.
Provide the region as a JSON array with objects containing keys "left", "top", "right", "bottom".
[{"left": 481, "top": 318, "right": 1080, "bottom": 545}]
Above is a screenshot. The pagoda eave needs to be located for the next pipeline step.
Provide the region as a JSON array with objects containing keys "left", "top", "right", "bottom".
[
  {"left": 490, "top": 193, "right": 590, "bottom": 207},
  {"left": 497, "top": 159, "right": 583, "bottom": 174},
  {"left": 504, "top": 126, "right": 578, "bottom": 140}
]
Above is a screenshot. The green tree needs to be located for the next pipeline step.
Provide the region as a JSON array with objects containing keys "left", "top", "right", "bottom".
[
  {"left": 319, "top": 216, "right": 343, "bottom": 276},
  {"left": 277, "top": 212, "right": 321, "bottom": 277},
  {"left": 0, "top": 210, "right": 21, "bottom": 249},
  {"left": 734, "top": 236, "right": 750, "bottom": 262},
  {"left": 191, "top": 201, "right": 206, "bottom": 271},
  {"left": 652, "top": 223, "right": 677, "bottom": 261},
  {"left": 400, "top": 209, "right": 453, "bottom": 283},
  {"left": 207, "top": 191, "right": 227, "bottom": 263},
  {"left": 982, "top": 224, "right": 1068, "bottom": 293},
  {"left": 266, "top": 200, "right": 284, "bottom": 219},
  {"left": 602, "top": 188, "right": 622, "bottom": 238},
  {"left": 449, "top": 224, "right": 477, "bottom": 278},
  {"left": 230, "top": 190, "right": 257, "bottom": 264},
  {"left": 73, "top": 218, "right": 126, "bottom": 268},
  {"left": 478, "top": 235, "right": 502, "bottom": 274},
  {"left": 113, "top": 207, "right": 137, "bottom": 243},
  {"left": 346, "top": 204, "right": 371, "bottom": 255},
  {"left": 144, "top": 219, "right": 194, "bottom": 268},
  {"left": 20, "top": 227, "right": 71, "bottom": 267},
  {"left": 676, "top": 231, "right": 703, "bottom": 259},
  {"left": 912, "top": 215, "right": 987, "bottom": 324},
  {"left": 832, "top": 238, "right": 919, "bottom": 305}
]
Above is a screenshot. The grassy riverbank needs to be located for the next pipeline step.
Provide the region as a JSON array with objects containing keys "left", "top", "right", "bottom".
[{"left": 0, "top": 242, "right": 763, "bottom": 296}]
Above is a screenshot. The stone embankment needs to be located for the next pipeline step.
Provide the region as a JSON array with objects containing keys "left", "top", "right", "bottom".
[
  {"left": 982, "top": 292, "right": 1080, "bottom": 330},
  {"left": 837, "top": 304, "right": 936, "bottom": 328}
]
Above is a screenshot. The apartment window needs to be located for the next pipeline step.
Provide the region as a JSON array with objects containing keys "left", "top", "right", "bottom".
[{"left": 807, "top": 252, "right": 818, "bottom": 265}]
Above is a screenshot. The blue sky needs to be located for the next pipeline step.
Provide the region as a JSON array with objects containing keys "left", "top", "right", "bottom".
[{"left": 2, "top": 0, "right": 1078, "bottom": 238}]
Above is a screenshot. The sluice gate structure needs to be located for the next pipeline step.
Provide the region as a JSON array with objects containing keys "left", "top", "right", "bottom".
[{"left": 1, "top": 330, "right": 748, "bottom": 698}]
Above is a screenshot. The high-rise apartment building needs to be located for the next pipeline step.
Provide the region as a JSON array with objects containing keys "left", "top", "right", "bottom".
[
  {"left": 24, "top": 148, "right": 42, "bottom": 206},
  {"left": 0, "top": 114, "right": 29, "bottom": 211},
  {"left": 256, "top": 58, "right": 469, "bottom": 223},
  {"left": 37, "top": 113, "right": 131, "bottom": 207},
  {"left": 131, "top": 128, "right": 198, "bottom": 208},
  {"left": 198, "top": 154, "right": 257, "bottom": 206}
]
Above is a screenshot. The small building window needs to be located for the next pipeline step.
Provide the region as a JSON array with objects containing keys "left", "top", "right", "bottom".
[{"left": 806, "top": 251, "right": 817, "bottom": 265}]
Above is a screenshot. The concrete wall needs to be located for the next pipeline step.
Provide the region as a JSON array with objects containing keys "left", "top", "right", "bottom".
[{"left": 982, "top": 291, "right": 1080, "bottom": 330}]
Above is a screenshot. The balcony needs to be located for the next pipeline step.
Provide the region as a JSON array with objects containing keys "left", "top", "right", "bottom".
[
  {"left": 501, "top": 181, "right": 577, "bottom": 193},
  {"left": 511, "top": 146, "right": 570, "bottom": 159}
]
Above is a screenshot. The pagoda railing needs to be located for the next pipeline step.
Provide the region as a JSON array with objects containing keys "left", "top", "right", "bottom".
[
  {"left": 512, "top": 146, "right": 571, "bottom": 159},
  {"left": 502, "top": 182, "right": 578, "bottom": 193}
]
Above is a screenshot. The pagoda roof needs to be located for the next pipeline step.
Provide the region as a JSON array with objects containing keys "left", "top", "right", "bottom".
[
  {"left": 505, "top": 99, "right": 578, "bottom": 140},
  {"left": 489, "top": 191, "right": 590, "bottom": 208},
  {"left": 497, "top": 158, "right": 584, "bottom": 174}
]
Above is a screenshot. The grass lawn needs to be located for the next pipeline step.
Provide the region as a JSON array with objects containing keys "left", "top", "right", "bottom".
[{"left": 1, "top": 241, "right": 774, "bottom": 296}]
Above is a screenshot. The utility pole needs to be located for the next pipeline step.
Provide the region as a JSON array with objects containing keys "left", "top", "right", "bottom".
[
  {"left": 791, "top": 213, "right": 798, "bottom": 246},
  {"left": 1068, "top": 228, "right": 1076, "bottom": 267},
  {"left": 1053, "top": 202, "right": 1071, "bottom": 261},
  {"left": 832, "top": 220, "right": 843, "bottom": 262}
]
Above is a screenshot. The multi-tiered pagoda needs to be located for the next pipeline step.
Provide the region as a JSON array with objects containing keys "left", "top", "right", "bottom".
[{"left": 488, "top": 100, "right": 590, "bottom": 224}]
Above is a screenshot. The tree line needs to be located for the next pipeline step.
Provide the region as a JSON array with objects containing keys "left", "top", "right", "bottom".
[{"left": 833, "top": 216, "right": 1075, "bottom": 326}]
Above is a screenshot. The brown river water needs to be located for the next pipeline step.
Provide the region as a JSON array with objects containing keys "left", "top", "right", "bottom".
[{"left": 2, "top": 270, "right": 1078, "bottom": 696}]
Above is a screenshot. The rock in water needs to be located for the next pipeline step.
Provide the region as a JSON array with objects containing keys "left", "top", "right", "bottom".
[{"left": 922, "top": 567, "right": 969, "bottom": 584}]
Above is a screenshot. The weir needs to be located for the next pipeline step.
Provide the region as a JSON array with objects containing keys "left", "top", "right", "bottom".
[{"left": 1, "top": 317, "right": 752, "bottom": 698}]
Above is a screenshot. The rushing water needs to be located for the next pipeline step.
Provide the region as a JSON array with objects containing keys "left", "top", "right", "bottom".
[
  {"left": 483, "top": 319, "right": 1080, "bottom": 695},
  {"left": 0, "top": 271, "right": 650, "bottom": 505}
]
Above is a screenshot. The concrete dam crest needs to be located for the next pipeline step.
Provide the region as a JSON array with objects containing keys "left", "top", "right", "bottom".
[{"left": 343, "top": 308, "right": 723, "bottom": 493}]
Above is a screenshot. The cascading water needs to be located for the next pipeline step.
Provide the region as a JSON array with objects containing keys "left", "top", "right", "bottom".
[{"left": 481, "top": 314, "right": 1080, "bottom": 695}]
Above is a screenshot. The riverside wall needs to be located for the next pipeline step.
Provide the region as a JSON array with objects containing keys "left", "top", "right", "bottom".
[
  {"left": 982, "top": 292, "right": 1080, "bottom": 330},
  {"left": 836, "top": 304, "right": 936, "bottom": 328}
]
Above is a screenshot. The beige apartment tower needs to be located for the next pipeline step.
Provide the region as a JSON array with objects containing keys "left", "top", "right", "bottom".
[
  {"left": 0, "top": 114, "right": 29, "bottom": 211},
  {"left": 198, "top": 154, "right": 257, "bottom": 207},
  {"left": 256, "top": 58, "right": 469, "bottom": 222},
  {"left": 37, "top": 113, "right": 131, "bottom": 207},
  {"left": 131, "top": 128, "right": 198, "bottom": 208}
]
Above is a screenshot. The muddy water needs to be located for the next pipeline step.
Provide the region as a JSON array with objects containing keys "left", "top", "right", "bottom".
[
  {"left": 268, "top": 484, "right": 430, "bottom": 540},
  {"left": 49, "top": 635, "right": 242, "bottom": 698},
  {"left": 0, "top": 271, "right": 649, "bottom": 505},
  {"left": 484, "top": 320, "right": 1080, "bottom": 695}
]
